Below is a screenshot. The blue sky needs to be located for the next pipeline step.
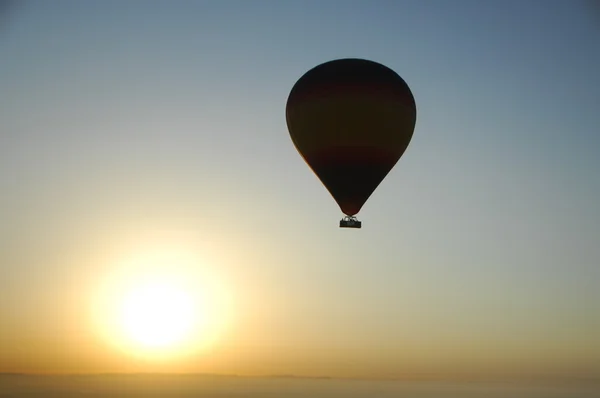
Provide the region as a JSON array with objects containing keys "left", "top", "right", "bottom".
[{"left": 0, "top": 0, "right": 599, "bottom": 377}]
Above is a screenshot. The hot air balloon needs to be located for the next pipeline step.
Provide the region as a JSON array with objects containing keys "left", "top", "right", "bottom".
[{"left": 285, "top": 58, "right": 417, "bottom": 228}]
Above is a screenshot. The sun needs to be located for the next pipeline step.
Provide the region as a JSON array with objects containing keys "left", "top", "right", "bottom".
[
  {"left": 120, "top": 280, "right": 195, "bottom": 349},
  {"left": 92, "top": 247, "right": 232, "bottom": 361}
]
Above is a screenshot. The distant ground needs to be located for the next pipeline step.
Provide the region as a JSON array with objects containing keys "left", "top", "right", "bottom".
[{"left": 0, "top": 373, "right": 598, "bottom": 398}]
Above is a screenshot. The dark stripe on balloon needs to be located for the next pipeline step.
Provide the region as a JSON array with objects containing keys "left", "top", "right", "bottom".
[
  {"left": 291, "top": 58, "right": 408, "bottom": 88},
  {"left": 288, "top": 58, "right": 415, "bottom": 111},
  {"left": 287, "top": 82, "right": 416, "bottom": 111}
]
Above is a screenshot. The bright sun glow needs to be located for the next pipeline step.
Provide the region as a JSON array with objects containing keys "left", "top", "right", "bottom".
[
  {"left": 92, "top": 246, "right": 232, "bottom": 361},
  {"left": 120, "top": 280, "right": 195, "bottom": 349}
]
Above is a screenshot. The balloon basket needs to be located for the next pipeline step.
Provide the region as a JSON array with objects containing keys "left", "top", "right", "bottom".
[{"left": 339, "top": 216, "right": 362, "bottom": 229}]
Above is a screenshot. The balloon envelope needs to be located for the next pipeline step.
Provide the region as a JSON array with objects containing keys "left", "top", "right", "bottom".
[{"left": 286, "top": 58, "right": 417, "bottom": 216}]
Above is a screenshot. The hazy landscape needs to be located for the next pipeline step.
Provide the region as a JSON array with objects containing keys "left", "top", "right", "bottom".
[{"left": 1, "top": 374, "right": 599, "bottom": 398}]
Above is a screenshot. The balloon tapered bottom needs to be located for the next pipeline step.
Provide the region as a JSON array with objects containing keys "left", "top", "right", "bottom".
[{"left": 340, "top": 215, "right": 362, "bottom": 229}]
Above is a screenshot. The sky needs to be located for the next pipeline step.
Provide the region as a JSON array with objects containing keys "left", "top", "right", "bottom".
[{"left": 0, "top": 0, "right": 599, "bottom": 380}]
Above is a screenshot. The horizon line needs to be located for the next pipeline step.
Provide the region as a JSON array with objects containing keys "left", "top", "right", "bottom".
[{"left": 1, "top": 371, "right": 599, "bottom": 384}]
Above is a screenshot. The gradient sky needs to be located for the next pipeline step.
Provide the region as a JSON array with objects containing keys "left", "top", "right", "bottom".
[{"left": 1, "top": 0, "right": 599, "bottom": 379}]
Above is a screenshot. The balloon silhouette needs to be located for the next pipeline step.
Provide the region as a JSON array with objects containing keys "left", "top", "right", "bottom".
[{"left": 286, "top": 58, "right": 417, "bottom": 228}]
